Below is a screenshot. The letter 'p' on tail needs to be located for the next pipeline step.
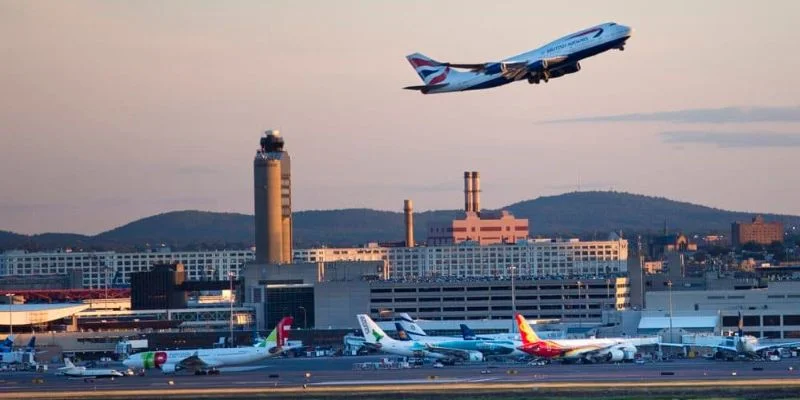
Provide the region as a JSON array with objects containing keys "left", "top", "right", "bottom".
[
  {"left": 515, "top": 313, "right": 541, "bottom": 345},
  {"left": 406, "top": 52, "right": 451, "bottom": 85}
]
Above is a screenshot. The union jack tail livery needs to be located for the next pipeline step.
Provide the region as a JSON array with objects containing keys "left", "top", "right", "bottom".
[
  {"left": 406, "top": 53, "right": 457, "bottom": 86},
  {"left": 403, "top": 22, "right": 633, "bottom": 94},
  {"left": 515, "top": 313, "right": 542, "bottom": 345}
]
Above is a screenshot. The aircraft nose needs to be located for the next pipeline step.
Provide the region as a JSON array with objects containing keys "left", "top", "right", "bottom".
[{"left": 622, "top": 25, "right": 633, "bottom": 37}]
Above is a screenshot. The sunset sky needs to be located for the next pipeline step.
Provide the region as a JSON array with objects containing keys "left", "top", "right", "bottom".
[{"left": 1, "top": 0, "right": 799, "bottom": 234}]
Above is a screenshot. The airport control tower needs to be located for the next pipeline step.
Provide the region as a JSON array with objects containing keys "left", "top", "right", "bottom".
[{"left": 254, "top": 130, "right": 292, "bottom": 264}]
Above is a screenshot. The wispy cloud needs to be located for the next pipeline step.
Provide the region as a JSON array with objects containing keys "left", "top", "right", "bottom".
[
  {"left": 543, "top": 106, "right": 800, "bottom": 124},
  {"left": 660, "top": 131, "right": 800, "bottom": 148}
]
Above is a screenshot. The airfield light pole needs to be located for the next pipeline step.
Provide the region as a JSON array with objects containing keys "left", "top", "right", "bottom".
[
  {"left": 298, "top": 306, "right": 307, "bottom": 329},
  {"left": 229, "top": 271, "right": 234, "bottom": 348},
  {"left": 667, "top": 280, "right": 674, "bottom": 343},
  {"left": 576, "top": 281, "right": 583, "bottom": 328},
  {"left": 6, "top": 293, "right": 13, "bottom": 336},
  {"left": 509, "top": 266, "right": 517, "bottom": 332}
]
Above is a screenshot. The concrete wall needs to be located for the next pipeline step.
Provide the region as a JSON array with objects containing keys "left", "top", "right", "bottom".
[{"left": 314, "top": 281, "right": 370, "bottom": 329}]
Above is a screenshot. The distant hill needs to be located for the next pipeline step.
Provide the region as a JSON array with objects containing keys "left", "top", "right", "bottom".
[{"left": 1, "top": 191, "right": 798, "bottom": 251}]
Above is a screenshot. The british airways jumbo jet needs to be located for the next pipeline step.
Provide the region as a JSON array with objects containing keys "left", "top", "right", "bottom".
[{"left": 404, "top": 22, "right": 632, "bottom": 94}]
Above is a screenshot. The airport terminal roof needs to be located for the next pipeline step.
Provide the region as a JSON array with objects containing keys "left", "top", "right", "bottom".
[
  {"left": 638, "top": 315, "right": 719, "bottom": 330},
  {"left": 1, "top": 303, "right": 90, "bottom": 326}
]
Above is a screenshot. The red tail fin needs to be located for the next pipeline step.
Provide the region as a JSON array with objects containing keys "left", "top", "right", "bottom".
[
  {"left": 277, "top": 317, "right": 293, "bottom": 347},
  {"left": 515, "top": 313, "right": 541, "bottom": 345}
]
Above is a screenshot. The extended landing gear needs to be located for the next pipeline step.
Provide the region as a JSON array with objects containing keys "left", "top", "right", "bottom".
[{"left": 618, "top": 46, "right": 625, "bottom": 51}]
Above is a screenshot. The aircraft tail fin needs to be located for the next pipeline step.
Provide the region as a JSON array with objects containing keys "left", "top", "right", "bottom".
[
  {"left": 0, "top": 335, "right": 13, "bottom": 350},
  {"left": 26, "top": 336, "right": 35, "bottom": 352},
  {"left": 394, "top": 322, "right": 411, "bottom": 341},
  {"left": 406, "top": 52, "right": 456, "bottom": 85},
  {"left": 515, "top": 313, "right": 541, "bottom": 345},
  {"left": 277, "top": 316, "right": 293, "bottom": 347},
  {"left": 397, "top": 313, "right": 427, "bottom": 338},
  {"left": 460, "top": 324, "right": 476, "bottom": 340},
  {"left": 357, "top": 314, "right": 394, "bottom": 346},
  {"left": 63, "top": 358, "right": 75, "bottom": 369}
]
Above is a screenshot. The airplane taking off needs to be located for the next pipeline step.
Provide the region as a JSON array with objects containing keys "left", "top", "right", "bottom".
[
  {"left": 58, "top": 358, "right": 124, "bottom": 380},
  {"left": 515, "top": 313, "right": 659, "bottom": 363},
  {"left": 123, "top": 317, "right": 293, "bottom": 375},
  {"left": 404, "top": 22, "right": 632, "bottom": 94}
]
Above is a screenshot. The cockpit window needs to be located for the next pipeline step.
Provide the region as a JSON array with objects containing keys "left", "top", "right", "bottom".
[{"left": 609, "top": 23, "right": 616, "bottom": 26}]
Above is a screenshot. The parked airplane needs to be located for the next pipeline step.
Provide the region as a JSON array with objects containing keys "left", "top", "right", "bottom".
[
  {"left": 393, "top": 314, "right": 526, "bottom": 359},
  {"left": 515, "top": 313, "right": 658, "bottom": 363},
  {"left": 689, "top": 313, "right": 800, "bottom": 359},
  {"left": 357, "top": 314, "right": 482, "bottom": 362},
  {"left": 123, "top": 316, "right": 293, "bottom": 375},
  {"left": 404, "top": 22, "right": 632, "bottom": 94},
  {"left": 59, "top": 358, "right": 124, "bottom": 380},
  {"left": 394, "top": 323, "right": 516, "bottom": 359}
]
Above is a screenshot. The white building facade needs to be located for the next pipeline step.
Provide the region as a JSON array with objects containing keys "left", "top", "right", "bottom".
[
  {"left": 0, "top": 249, "right": 254, "bottom": 289},
  {"left": 2, "top": 238, "right": 627, "bottom": 289},
  {"left": 293, "top": 238, "right": 629, "bottom": 278}
]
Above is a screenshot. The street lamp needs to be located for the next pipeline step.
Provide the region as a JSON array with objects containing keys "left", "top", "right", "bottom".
[
  {"left": 576, "top": 281, "right": 582, "bottom": 328},
  {"left": 667, "top": 280, "right": 674, "bottom": 343},
  {"left": 509, "top": 266, "right": 517, "bottom": 332},
  {"left": 5, "top": 293, "right": 13, "bottom": 336},
  {"left": 229, "top": 272, "right": 235, "bottom": 347},
  {"left": 298, "top": 306, "right": 307, "bottom": 330}
]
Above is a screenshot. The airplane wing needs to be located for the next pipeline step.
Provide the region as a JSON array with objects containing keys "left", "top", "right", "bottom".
[
  {"left": 447, "top": 56, "right": 568, "bottom": 77},
  {"left": 754, "top": 342, "right": 800, "bottom": 352},
  {"left": 424, "top": 344, "right": 475, "bottom": 361},
  {"left": 174, "top": 352, "right": 221, "bottom": 371}
]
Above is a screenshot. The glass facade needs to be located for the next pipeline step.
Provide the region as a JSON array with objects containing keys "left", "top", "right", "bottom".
[{"left": 266, "top": 286, "right": 314, "bottom": 330}]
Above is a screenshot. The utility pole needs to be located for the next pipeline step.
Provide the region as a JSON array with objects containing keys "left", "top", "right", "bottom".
[
  {"left": 5, "top": 293, "right": 13, "bottom": 336},
  {"left": 577, "top": 281, "right": 582, "bottom": 328},
  {"left": 667, "top": 280, "right": 674, "bottom": 343},
  {"left": 509, "top": 266, "right": 517, "bottom": 332}
]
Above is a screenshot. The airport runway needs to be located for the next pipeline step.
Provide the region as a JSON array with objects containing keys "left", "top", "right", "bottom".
[{"left": 2, "top": 356, "right": 800, "bottom": 399}]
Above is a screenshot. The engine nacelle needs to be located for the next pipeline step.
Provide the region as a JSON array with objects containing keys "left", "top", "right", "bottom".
[
  {"left": 160, "top": 363, "right": 177, "bottom": 374},
  {"left": 549, "top": 62, "right": 581, "bottom": 79},
  {"left": 606, "top": 349, "right": 625, "bottom": 362},
  {"left": 467, "top": 350, "right": 484, "bottom": 362},
  {"left": 622, "top": 346, "right": 637, "bottom": 360}
]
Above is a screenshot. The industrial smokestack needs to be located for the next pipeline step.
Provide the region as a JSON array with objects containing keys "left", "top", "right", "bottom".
[
  {"left": 404, "top": 199, "right": 414, "bottom": 248},
  {"left": 471, "top": 171, "right": 481, "bottom": 215},
  {"left": 464, "top": 171, "right": 473, "bottom": 213}
]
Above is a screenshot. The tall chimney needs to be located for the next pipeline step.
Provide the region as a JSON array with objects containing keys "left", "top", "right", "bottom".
[
  {"left": 404, "top": 199, "right": 414, "bottom": 248},
  {"left": 464, "top": 171, "right": 473, "bottom": 213},
  {"left": 471, "top": 171, "right": 481, "bottom": 215}
]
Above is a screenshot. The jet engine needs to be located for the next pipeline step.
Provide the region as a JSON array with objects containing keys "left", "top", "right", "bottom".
[
  {"left": 482, "top": 63, "right": 504, "bottom": 75},
  {"left": 548, "top": 62, "right": 581, "bottom": 79},
  {"left": 622, "top": 345, "right": 637, "bottom": 361},
  {"left": 467, "top": 350, "right": 484, "bottom": 362},
  {"left": 160, "top": 363, "right": 177, "bottom": 374},
  {"left": 605, "top": 349, "right": 625, "bottom": 362}
]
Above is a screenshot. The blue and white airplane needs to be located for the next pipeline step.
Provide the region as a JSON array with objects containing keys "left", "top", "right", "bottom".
[{"left": 404, "top": 22, "right": 633, "bottom": 94}]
